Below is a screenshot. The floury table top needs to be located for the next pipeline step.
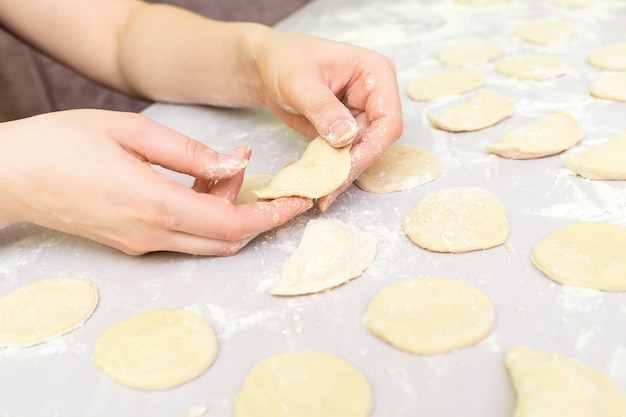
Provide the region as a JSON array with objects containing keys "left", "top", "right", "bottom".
[{"left": 1, "top": 0, "right": 626, "bottom": 416}]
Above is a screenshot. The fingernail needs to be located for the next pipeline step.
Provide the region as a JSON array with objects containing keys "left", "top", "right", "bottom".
[{"left": 326, "top": 119, "right": 358, "bottom": 147}]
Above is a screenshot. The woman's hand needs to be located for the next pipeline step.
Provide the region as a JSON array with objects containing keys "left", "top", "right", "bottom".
[
  {"left": 0, "top": 109, "right": 311, "bottom": 255},
  {"left": 252, "top": 30, "right": 404, "bottom": 208}
]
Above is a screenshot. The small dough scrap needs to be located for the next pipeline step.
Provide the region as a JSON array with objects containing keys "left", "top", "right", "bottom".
[
  {"left": 403, "top": 186, "right": 509, "bottom": 253},
  {"left": 365, "top": 276, "right": 495, "bottom": 355},
  {"left": 235, "top": 174, "right": 273, "bottom": 205},
  {"left": 93, "top": 308, "right": 218, "bottom": 390},
  {"left": 427, "top": 91, "right": 515, "bottom": 133},
  {"left": 565, "top": 132, "right": 626, "bottom": 180},
  {"left": 234, "top": 351, "right": 373, "bottom": 417},
  {"left": 407, "top": 70, "right": 485, "bottom": 101},
  {"left": 589, "top": 72, "right": 626, "bottom": 102},
  {"left": 486, "top": 111, "right": 583, "bottom": 159},
  {"left": 272, "top": 218, "right": 377, "bottom": 296},
  {"left": 254, "top": 137, "right": 351, "bottom": 199},
  {"left": 506, "top": 346, "right": 626, "bottom": 417},
  {"left": 0, "top": 277, "right": 98, "bottom": 347},
  {"left": 588, "top": 42, "right": 626, "bottom": 70},
  {"left": 532, "top": 222, "right": 626, "bottom": 291},
  {"left": 355, "top": 145, "right": 442, "bottom": 193},
  {"left": 438, "top": 39, "right": 501, "bottom": 67},
  {"left": 514, "top": 21, "right": 573, "bottom": 44},
  {"left": 495, "top": 54, "right": 573, "bottom": 80}
]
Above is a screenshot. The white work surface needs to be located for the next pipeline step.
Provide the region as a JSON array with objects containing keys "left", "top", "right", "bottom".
[{"left": 2, "top": 1, "right": 626, "bottom": 416}]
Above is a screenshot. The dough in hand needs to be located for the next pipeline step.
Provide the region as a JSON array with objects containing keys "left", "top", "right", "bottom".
[
  {"left": 506, "top": 346, "right": 626, "bottom": 417},
  {"left": 254, "top": 137, "right": 351, "bottom": 200},
  {"left": 271, "top": 218, "right": 377, "bottom": 296},
  {"left": 365, "top": 276, "right": 495, "bottom": 355},
  {"left": 235, "top": 174, "right": 273, "bottom": 205},
  {"left": 93, "top": 308, "right": 218, "bottom": 390},
  {"left": 589, "top": 72, "right": 626, "bottom": 102},
  {"left": 355, "top": 145, "right": 442, "bottom": 193},
  {"left": 0, "top": 277, "right": 98, "bottom": 347},
  {"left": 427, "top": 91, "right": 515, "bottom": 132},
  {"left": 486, "top": 111, "right": 583, "bottom": 159},
  {"left": 406, "top": 70, "right": 485, "bottom": 101},
  {"left": 564, "top": 132, "right": 626, "bottom": 180},
  {"left": 438, "top": 39, "right": 501, "bottom": 67},
  {"left": 588, "top": 42, "right": 626, "bottom": 70},
  {"left": 514, "top": 21, "right": 573, "bottom": 44},
  {"left": 532, "top": 222, "right": 626, "bottom": 291},
  {"left": 495, "top": 54, "right": 573, "bottom": 80},
  {"left": 234, "top": 351, "right": 373, "bottom": 417},
  {"left": 403, "top": 186, "right": 509, "bottom": 253}
]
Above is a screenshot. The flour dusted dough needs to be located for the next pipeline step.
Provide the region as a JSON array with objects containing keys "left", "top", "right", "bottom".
[
  {"left": 365, "top": 276, "right": 495, "bottom": 355},
  {"left": 495, "top": 54, "right": 573, "bottom": 80},
  {"left": 506, "top": 346, "right": 626, "bottom": 417},
  {"left": 271, "top": 218, "right": 377, "bottom": 296},
  {"left": 486, "top": 111, "right": 583, "bottom": 159},
  {"left": 588, "top": 42, "right": 626, "bottom": 70},
  {"left": 0, "top": 277, "right": 98, "bottom": 347},
  {"left": 514, "top": 21, "right": 573, "bottom": 44},
  {"left": 254, "top": 137, "right": 351, "bottom": 199},
  {"left": 403, "top": 186, "right": 509, "bottom": 253},
  {"left": 355, "top": 145, "right": 442, "bottom": 193},
  {"left": 93, "top": 308, "right": 218, "bottom": 390},
  {"left": 234, "top": 351, "right": 373, "bottom": 417},
  {"left": 532, "top": 222, "right": 626, "bottom": 291},
  {"left": 427, "top": 91, "right": 515, "bottom": 132},
  {"left": 406, "top": 70, "right": 485, "bottom": 101},
  {"left": 235, "top": 174, "right": 273, "bottom": 205},
  {"left": 438, "top": 39, "right": 501, "bottom": 67},
  {"left": 565, "top": 132, "right": 626, "bottom": 179},
  {"left": 589, "top": 72, "right": 626, "bottom": 102}
]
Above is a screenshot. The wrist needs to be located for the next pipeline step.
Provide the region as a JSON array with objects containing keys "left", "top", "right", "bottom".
[{"left": 236, "top": 22, "right": 274, "bottom": 106}]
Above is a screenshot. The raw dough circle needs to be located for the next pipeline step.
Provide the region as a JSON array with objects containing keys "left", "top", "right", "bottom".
[
  {"left": 506, "top": 346, "right": 626, "bottom": 417},
  {"left": 254, "top": 137, "right": 351, "bottom": 199},
  {"left": 532, "top": 222, "right": 626, "bottom": 291},
  {"left": 271, "top": 218, "right": 377, "bottom": 296},
  {"left": 233, "top": 351, "right": 373, "bottom": 417},
  {"left": 0, "top": 277, "right": 98, "bottom": 347},
  {"left": 438, "top": 39, "right": 501, "bottom": 67},
  {"left": 588, "top": 42, "right": 626, "bottom": 70},
  {"left": 564, "top": 132, "right": 626, "bottom": 180},
  {"left": 514, "top": 21, "right": 573, "bottom": 44},
  {"left": 355, "top": 145, "right": 442, "bottom": 193},
  {"left": 486, "top": 110, "right": 583, "bottom": 159},
  {"left": 365, "top": 276, "right": 495, "bottom": 355},
  {"left": 589, "top": 72, "right": 626, "bottom": 102},
  {"left": 427, "top": 91, "right": 515, "bottom": 132},
  {"left": 93, "top": 308, "right": 218, "bottom": 390},
  {"left": 402, "top": 186, "right": 509, "bottom": 253},
  {"left": 406, "top": 70, "right": 485, "bottom": 101},
  {"left": 495, "top": 54, "right": 573, "bottom": 80}
]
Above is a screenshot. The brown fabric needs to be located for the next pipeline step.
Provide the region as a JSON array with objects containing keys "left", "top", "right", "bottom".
[
  {"left": 0, "top": 0, "right": 310, "bottom": 123},
  {"left": 0, "top": 28, "right": 52, "bottom": 122}
]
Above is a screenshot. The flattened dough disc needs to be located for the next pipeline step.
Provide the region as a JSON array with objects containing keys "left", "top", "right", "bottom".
[
  {"left": 93, "top": 308, "right": 218, "bottom": 390},
  {"left": 532, "top": 222, "right": 626, "bottom": 291},
  {"left": 588, "top": 42, "right": 626, "bottom": 70},
  {"left": 506, "top": 346, "right": 626, "bottom": 417},
  {"left": 271, "top": 218, "right": 377, "bottom": 296},
  {"left": 402, "top": 186, "right": 509, "bottom": 253},
  {"left": 564, "top": 132, "right": 626, "bottom": 179},
  {"left": 514, "top": 21, "right": 573, "bottom": 44},
  {"left": 0, "top": 277, "right": 98, "bottom": 347},
  {"left": 589, "top": 72, "right": 626, "bottom": 102},
  {"left": 486, "top": 110, "right": 583, "bottom": 159},
  {"left": 234, "top": 351, "right": 373, "bottom": 417},
  {"left": 427, "top": 91, "right": 515, "bottom": 132},
  {"left": 406, "top": 70, "right": 485, "bottom": 101},
  {"left": 495, "top": 54, "right": 573, "bottom": 80},
  {"left": 438, "top": 39, "right": 501, "bottom": 67},
  {"left": 355, "top": 145, "right": 442, "bottom": 193},
  {"left": 365, "top": 276, "right": 495, "bottom": 355},
  {"left": 254, "top": 137, "right": 351, "bottom": 199}
]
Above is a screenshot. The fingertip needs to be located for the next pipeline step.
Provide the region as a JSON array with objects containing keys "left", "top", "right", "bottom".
[{"left": 323, "top": 118, "right": 359, "bottom": 147}]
